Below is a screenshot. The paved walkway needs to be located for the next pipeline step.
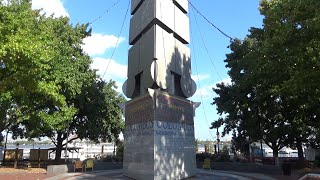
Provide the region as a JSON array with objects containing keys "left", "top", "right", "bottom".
[
  {"left": 44, "top": 169, "right": 279, "bottom": 180},
  {"left": 0, "top": 167, "right": 306, "bottom": 180}
]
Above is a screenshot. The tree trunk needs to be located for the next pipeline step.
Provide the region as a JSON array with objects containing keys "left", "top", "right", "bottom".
[
  {"left": 296, "top": 138, "right": 304, "bottom": 161},
  {"left": 272, "top": 145, "right": 280, "bottom": 167},
  {"left": 272, "top": 146, "right": 279, "bottom": 158},
  {"left": 296, "top": 138, "right": 305, "bottom": 168},
  {"left": 55, "top": 132, "right": 64, "bottom": 162}
]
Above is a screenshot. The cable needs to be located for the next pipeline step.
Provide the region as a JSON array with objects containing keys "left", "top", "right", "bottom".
[
  {"left": 188, "top": 0, "right": 234, "bottom": 41},
  {"left": 101, "top": 0, "right": 130, "bottom": 79},
  {"left": 190, "top": 7, "right": 223, "bottom": 81},
  {"left": 89, "top": 0, "right": 122, "bottom": 25},
  {"left": 190, "top": 20, "right": 216, "bottom": 141}
]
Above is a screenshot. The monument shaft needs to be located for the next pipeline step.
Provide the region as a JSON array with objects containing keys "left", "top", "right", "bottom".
[{"left": 123, "top": 0, "right": 197, "bottom": 179}]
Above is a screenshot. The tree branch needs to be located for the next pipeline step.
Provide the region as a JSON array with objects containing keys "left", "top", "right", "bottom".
[
  {"left": 263, "top": 139, "right": 273, "bottom": 149},
  {"left": 50, "top": 136, "right": 57, "bottom": 146},
  {"left": 62, "top": 136, "right": 79, "bottom": 147}
]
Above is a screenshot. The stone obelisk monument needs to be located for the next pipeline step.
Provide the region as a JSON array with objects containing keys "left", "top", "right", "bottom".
[{"left": 122, "top": 0, "right": 198, "bottom": 179}]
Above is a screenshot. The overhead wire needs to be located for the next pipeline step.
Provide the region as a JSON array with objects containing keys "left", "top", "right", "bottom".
[
  {"left": 101, "top": 0, "right": 130, "bottom": 79},
  {"left": 190, "top": 6, "right": 223, "bottom": 81},
  {"left": 190, "top": 8, "right": 216, "bottom": 141},
  {"left": 188, "top": 0, "right": 234, "bottom": 41},
  {"left": 89, "top": 0, "right": 122, "bottom": 25}
]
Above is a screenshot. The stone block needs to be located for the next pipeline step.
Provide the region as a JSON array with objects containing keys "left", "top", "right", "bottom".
[
  {"left": 174, "top": 5, "right": 190, "bottom": 44},
  {"left": 129, "top": 0, "right": 174, "bottom": 45},
  {"left": 173, "top": 39, "right": 196, "bottom": 98},
  {"left": 174, "top": 39, "right": 190, "bottom": 75},
  {"left": 154, "top": 0, "right": 175, "bottom": 31},
  {"left": 127, "top": 24, "right": 195, "bottom": 96},
  {"left": 129, "top": 10, "right": 142, "bottom": 44},
  {"left": 174, "top": 0, "right": 188, "bottom": 13},
  {"left": 131, "top": 0, "right": 142, "bottom": 14},
  {"left": 129, "top": 0, "right": 190, "bottom": 45},
  {"left": 139, "top": 25, "right": 156, "bottom": 72},
  {"left": 152, "top": 60, "right": 172, "bottom": 90},
  {"left": 47, "top": 164, "right": 71, "bottom": 175},
  {"left": 139, "top": 24, "right": 175, "bottom": 90},
  {"left": 123, "top": 92, "right": 196, "bottom": 180},
  {"left": 128, "top": 41, "right": 140, "bottom": 77},
  {"left": 122, "top": 78, "right": 135, "bottom": 98},
  {"left": 180, "top": 74, "right": 197, "bottom": 98}
]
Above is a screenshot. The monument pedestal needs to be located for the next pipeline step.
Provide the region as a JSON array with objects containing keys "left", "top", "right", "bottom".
[{"left": 123, "top": 91, "right": 196, "bottom": 180}]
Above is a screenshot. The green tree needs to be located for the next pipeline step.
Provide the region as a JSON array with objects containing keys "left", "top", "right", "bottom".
[
  {"left": 0, "top": 0, "right": 125, "bottom": 160},
  {"left": 213, "top": 43, "right": 289, "bottom": 158},
  {"left": 259, "top": 0, "right": 320, "bottom": 161},
  {"left": 25, "top": 79, "right": 125, "bottom": 161},
  {"left": 212, "top": 0, "right": 320, "bottom": 159},
  {"left": 0, "top": 0, "right": 56, "bottom": 138}
]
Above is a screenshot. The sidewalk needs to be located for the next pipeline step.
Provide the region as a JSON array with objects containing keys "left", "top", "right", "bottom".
[{"left": 0, "top": 167, "right": 316, "bottom": 180}]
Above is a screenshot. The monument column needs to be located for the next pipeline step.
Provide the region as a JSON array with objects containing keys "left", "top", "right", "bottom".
[{"left": 122, "top": 0, "right": 198, "bottom": 179}]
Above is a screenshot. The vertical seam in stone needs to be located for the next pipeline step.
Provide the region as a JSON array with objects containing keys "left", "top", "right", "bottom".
[{"left": 153, "top": 89, "right": 157, "bottom": 173}]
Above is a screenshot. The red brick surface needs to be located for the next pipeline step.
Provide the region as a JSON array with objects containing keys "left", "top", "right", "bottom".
[{"left": 0, "top": 168, "right": 54, "bottom": 180}]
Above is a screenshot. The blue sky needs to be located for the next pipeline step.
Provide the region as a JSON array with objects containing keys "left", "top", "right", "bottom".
[{"left": 31, "top": 0, "right": 263, "bottom": 141}]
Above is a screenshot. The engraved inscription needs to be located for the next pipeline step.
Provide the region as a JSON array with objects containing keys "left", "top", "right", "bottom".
[
  {"left": 156, "top": 93, "right": 194, "bottom": 125},
  {"left": 125, "top": 95, "right": 154, "bottom": 125}
]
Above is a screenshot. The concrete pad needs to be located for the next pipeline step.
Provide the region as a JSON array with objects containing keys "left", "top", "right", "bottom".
[
  {"left": 47, "top": 164, "right": 73, "bottom": 175},
  {"left": 46, "top": 169, "right": 260, "bottom": 180}
]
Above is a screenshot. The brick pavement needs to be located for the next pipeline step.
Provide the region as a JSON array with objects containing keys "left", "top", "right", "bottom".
[{"left": 0, "top": 167, "right": 54, "bottom": 180}]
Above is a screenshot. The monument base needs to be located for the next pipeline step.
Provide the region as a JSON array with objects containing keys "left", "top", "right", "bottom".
[
  {"left": 124, "top": 170, "right": 194, "bottom": 180},
  {"left": 123, "top": 92, "right": 196, "bottom": 180}
]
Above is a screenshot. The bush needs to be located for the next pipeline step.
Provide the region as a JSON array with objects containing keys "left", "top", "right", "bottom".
[
  {"left": 101, "top": 155, "right": 118, "bottom": 162},
  {"left": 196, "top": 152, "right": 231, "bottom": 162},
  {"left": 214, "top": 153, "right": 231, "bottom": 162},
  {"left": 116, "top": 143, "right": 123, "bottom": 162},
  {"left": 196, "top": 153, "right": 212, "bottom": 162},
  {"left": 102, "top": 155, "right": 113, "bottom": 162}
]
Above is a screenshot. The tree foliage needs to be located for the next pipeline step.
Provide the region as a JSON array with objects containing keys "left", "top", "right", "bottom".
[
  {"left": 0, "top": 0, "right": 125, "bottom": 160},
  {"left": 212, "top": 0, "right": 320, "bottom": 158}
]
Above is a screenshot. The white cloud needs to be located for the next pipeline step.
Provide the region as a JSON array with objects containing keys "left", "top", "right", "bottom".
[
  {"left": 213, "top": 78, "right": 232, "bottom": 89},
  {"left": 193, "top": 85, "right": 213, "bottom": 99},
  {"left": 91, "top": 57, "right": 127, "bottom": 81},
  {"left": 82, "top": 34, "right": 125, "bottom": 56},
  {"left": 191, "top": 74, "right": 210, "bottom": 81},
  {"left": 115, "top": 81, "right": 125, "bottom": 94},
  {"left": 32, "top": 0, "right": 69, "bottom": 18},
  {"left": 192, "top": 78, "right": 231, "bottom": 100}
]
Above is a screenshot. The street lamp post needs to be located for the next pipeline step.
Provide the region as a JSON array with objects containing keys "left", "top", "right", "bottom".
[
  {"left": 65, "top": 124, "right": 70, "bottom": 163},
  {"left": 216, "top": 128, "right": 220, "bottom": 154},
  {"left": 14, "top": 143, "right": 19, "bottom": 168}
]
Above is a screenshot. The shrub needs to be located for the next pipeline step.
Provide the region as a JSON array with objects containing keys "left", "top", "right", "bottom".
[
  {"left": 101, "top": 155, "right": 116, "bottom": 162},
  {"left": 196, "top": 153, "right": 212, "bottom": 162},
  {"left": 214, "top": 153, "right": 231, "bottom": 162}
]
